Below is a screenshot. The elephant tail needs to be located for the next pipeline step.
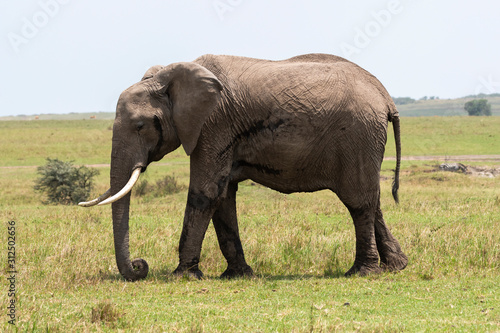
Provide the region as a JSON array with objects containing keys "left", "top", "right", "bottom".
[{"left": 390, "top": 114, "right": 401, "bottom": 204}]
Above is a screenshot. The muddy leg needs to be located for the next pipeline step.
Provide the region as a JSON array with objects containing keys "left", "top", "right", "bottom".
[
  {"left": 344, "top": 203, "right": 383, "bottom": 276},
  {"left": 374, "top": 205, "right": 408, "bottom": 272},
  {"left": 212, "top": 182, "right": 253, "bottom": 278},
  {"left": 173, "top": 189, "right": 220, "bottom": 279}
]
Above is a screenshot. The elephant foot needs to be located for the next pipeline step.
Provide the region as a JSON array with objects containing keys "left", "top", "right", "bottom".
[
  {"left": 380, "top": 251, "right": 408, "bottom": 272},
  {"left": 345, "top": 262, "right": 383, "bottom": 277},
  {"left": 173, "top": 265, "right": 204, "bottom": 280},
  {"left": 220, "top": 265, "right": 254, "bottom": 279}
]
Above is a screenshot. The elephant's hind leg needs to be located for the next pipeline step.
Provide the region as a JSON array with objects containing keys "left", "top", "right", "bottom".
[
  {"left": 374, "top": 206, "right": 408, "bottom": 272},
  {"left": 212, "top": 182, "right": 254, "bottom": 279},
  {"left": 344, "top": 202, "right": 383, "bottom": 276}
]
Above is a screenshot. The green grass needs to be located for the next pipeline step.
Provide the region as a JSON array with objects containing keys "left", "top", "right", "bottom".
[
  {"left": 1, "top": 116, "right": 498, "bottom": 168},
  {"left": 1, "top": 117, "right": 499, "bottom": 332},
  {"left": 0, "top": 120, "right": 114, "bottom": 167},
  {"left": 0, "top": 120, "right": 186, "bottom": 167},
  {"left": 385, "top": 116, "right": 500, "bottom": 157}
]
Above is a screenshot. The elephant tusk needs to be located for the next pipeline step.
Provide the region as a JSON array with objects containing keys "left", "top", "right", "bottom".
[
  {"left": 78, "top": 189, "right": 111, "bottom": 207},
  {"left": 97, "top": 168, "right": 142, "bottom": 206}
]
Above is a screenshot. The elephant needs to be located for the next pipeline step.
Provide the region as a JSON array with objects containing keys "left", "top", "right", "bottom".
[{"left": 80, "top": 53, "right": 408, "bottom": 281}]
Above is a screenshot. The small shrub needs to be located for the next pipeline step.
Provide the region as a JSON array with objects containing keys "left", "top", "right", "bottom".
[
  {"left": 134, "top": 175, "right": 185, "bottom": 198},
  {"left": 134, "top": 179, "right": 149, "bottom": 197},
  {"left": 155, "top": 175, "right": 184, "bottom": 196},
  {"left": 34, "top": 158, "right": 99, "bottom": 205}
]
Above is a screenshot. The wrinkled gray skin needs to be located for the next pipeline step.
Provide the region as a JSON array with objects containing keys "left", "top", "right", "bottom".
[{"left": 108, "top": 53, "right": 407, "bottom": 281}]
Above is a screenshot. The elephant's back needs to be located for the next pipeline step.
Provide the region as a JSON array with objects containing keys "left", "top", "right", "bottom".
[
  {"left": 284, "top": 53, "right": 351, "bottom": 64},
  {"left": 196, "top": 53, "right": 397, "bottom": 123},
  {"left": 254, "top": 61, "right": 392, "bottom": 120}
]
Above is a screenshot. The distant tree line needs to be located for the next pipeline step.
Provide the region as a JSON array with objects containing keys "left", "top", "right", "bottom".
[
  {"left": 393, "top": 93, "right": 499, "bottom": 112},
  {"left": 464, "top": 93, "right": 500, "bottom": 99},
  {"left": 419, "top": 96, "right": 439, "bottom": 101},
  {"left": 392, "top": 97, "right": 415, "bottom": 105},
  {"left": 392, "top": 96, "right": 439, "bottom": 105}
]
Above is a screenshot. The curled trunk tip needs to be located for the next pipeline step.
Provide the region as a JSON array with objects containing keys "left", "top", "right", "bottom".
[{"left": 122, "top": 258, "right": 149, "bottom": 281}]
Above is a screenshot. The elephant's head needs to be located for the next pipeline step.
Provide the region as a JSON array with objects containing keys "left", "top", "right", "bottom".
[{"left": 80, "top": 63, "right": 222, "bottom": 281}]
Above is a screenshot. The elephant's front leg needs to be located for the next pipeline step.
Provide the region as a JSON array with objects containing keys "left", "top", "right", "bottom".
[
  {"left": 173, "top": 189, "right": 220, "bottom": 278},
  {"left": 212, "top": 182, "right": 253, "bottom": 279}
]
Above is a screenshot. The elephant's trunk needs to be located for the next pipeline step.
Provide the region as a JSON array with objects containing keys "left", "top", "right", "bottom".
[
  {"left": 110, "top": 162, "right": 149, "bottom": 281},
  {"left": 78, "top": 189, "right": 111, "bottom": 207}
]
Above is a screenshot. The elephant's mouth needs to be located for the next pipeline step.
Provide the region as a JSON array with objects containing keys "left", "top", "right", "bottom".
[
  {"left": 133, "top": 160, "right": 149, "bottom": 173},
  {"left": 137, "top": 164, "right": 148, "bottom": 173}
]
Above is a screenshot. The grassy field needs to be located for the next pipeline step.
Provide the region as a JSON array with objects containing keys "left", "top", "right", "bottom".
[
  {"left": 386, "top": 116, "right": 500, "bottom": 157},
  {"left": 0, "top": 117, "right": 499, "bottom": 332},
  {"left": 1, "top": 116, "right": 499, "bottom": 167}
]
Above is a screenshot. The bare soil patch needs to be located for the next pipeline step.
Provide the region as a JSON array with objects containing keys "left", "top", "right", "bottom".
[
  {"left": 384, "top": 155, "right": 500, "bottom": 162},
  {"left": 437, "top": 163, "right": 500, "bottom": 178}
]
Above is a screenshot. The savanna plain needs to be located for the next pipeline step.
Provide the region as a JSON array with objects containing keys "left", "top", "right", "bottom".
[{"left": 0, "top": 117, "right": 499, "bottom": 332}]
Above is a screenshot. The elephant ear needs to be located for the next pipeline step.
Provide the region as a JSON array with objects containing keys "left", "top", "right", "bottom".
[
  {"left": 154, "top": 62, "right": 223, "bottom": 155},
  {"left": 141, "top": 65, "right": 164, "bottom": 81}
]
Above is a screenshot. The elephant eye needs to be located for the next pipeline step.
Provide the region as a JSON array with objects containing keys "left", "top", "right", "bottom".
[{"left": 136, "top": 121, "right": 145, "bottom": 131}]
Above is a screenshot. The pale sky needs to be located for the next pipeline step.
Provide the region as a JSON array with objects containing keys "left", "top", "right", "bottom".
[{"left": 1, "top": 0, "right": 499, "bottom": 116}]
